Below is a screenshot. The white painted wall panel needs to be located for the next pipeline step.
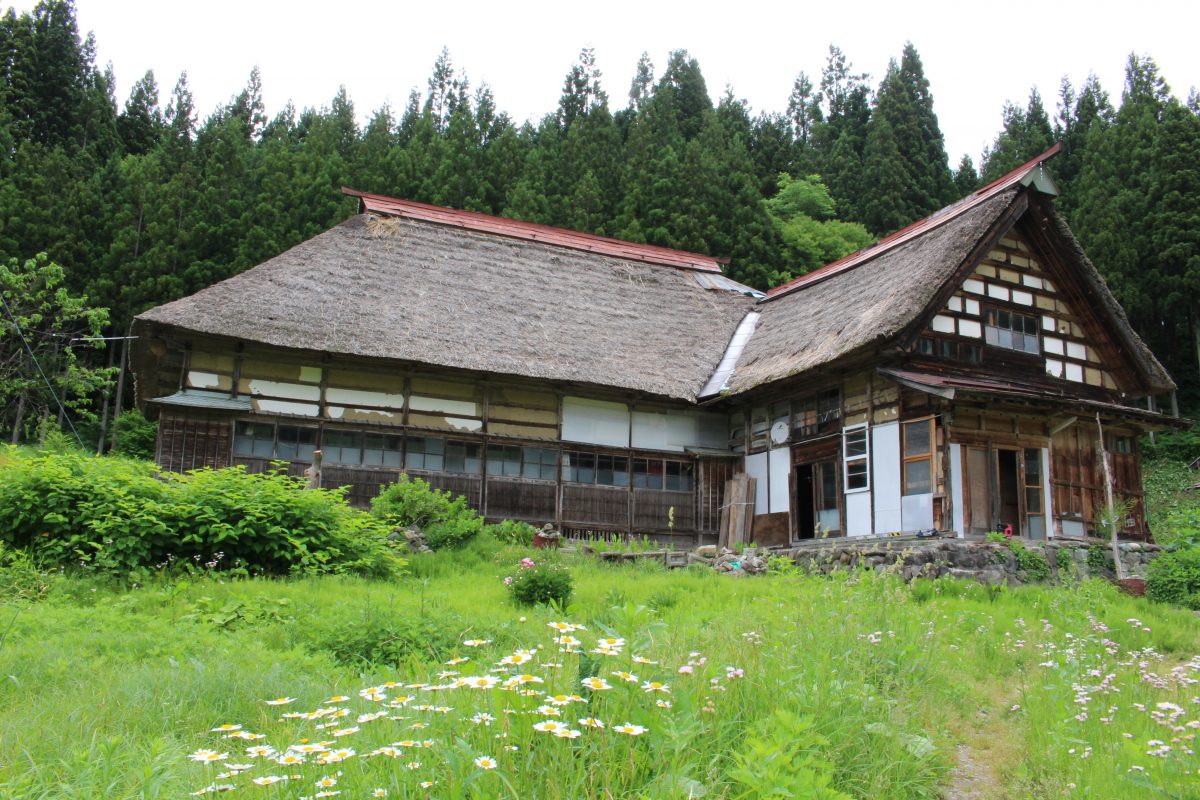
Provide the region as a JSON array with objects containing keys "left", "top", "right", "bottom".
[
  {"left": 872, "top": 422, "right": 901, "bottom": 534},
  {"left": 562, "top": 397, "right": 629, "bottom": 447},
  {"left": 246, "top": 379, "right": 320, "bottom": 401},
  {"left": 631, "top": 411, "right": 671, "bottom": 451},
  {"left": 769, "top": 447, "right": 790, "bottom": 513},
  {"left": 902, "top": 493, "right": 934, "bottom": 531},
  {"left": 1042, "top": 448, "right": 1054, "bottom": 537},
  {"left": 950, "top": 443, "right": 965, "bottom": 538},
  {"left": 846, "top": 492, "right": 872, "bottom": 536},
  {"left": 745, "top": 452, "right": 769, "bottom": 516}
]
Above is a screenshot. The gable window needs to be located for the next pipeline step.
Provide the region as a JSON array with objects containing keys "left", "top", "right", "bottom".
[
  {"left": 984, "top": 309, "right": 1039, "bottom": 354},
  {"left": 842, "top": 425, "right": 869, "bottom": 492},
  {"left": 902, "top": 418, "right": 935, "bottom": 496}
]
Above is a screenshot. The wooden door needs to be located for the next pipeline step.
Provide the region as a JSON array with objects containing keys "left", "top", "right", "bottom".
[{"left": 964, "top": 446, "right": 991, "bottom": 535}]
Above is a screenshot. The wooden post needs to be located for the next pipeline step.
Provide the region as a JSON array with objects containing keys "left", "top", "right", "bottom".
[
  {"left": 108, "top": 322, "right": 132, "bottom": 452},
  {"left": 96, "top": 343, "right": 116, "bottom": 453},
  {"left": 1095, "top": 413, "right": 1126, "bottom": 581},
  {"left": 307, "top": 449, "right": 323, "bottom": 490}
]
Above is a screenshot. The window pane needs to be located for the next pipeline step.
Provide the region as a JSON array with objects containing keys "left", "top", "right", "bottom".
[
  {"left": 446, "top": 441, "right": 480, "bottom": 474},
  {"left": 904, "top": 460, "right": 931, "bottom": 495},
  {"left": 844, "top": 429, "right": 867, "bottom": 458},
  {"left": 819, "top": 462, "right": 837, "bottom": 510},
  {"left": 324, "top": 430, "right": 362, "bottom": 465},
  {"left": 1023, "top": 449, "right": 1042, "bottom": 483},
  {"left": 1025, "top": 487, "right": 1043, "bottom": 514},
  {"left": 846, "top": 459, "right": 868, "bottom": 490},
  {"left": 612, "top": 456, "right": 629, "bottom": 487},
  {"left": 904, "top": 420, "right": 931, "bottom": 457}
]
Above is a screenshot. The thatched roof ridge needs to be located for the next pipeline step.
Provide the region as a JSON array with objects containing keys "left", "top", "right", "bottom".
[
  {"left": 720, "top": 189, "right": 1021, "bottom": 396},
  {"left": 136, "top": 214, "right": 757, "bottom": 402}
]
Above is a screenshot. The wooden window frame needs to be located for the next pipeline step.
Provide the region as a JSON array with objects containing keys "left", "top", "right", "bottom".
[
  {"left": 902, "top": 417, "right": 936, "bottom": 497},
  {"left": 842, "top": 424, "right": 870, "bottom": 493},
  {"left": 983, "top": 307, "right": 1040, "bottom": 355}
]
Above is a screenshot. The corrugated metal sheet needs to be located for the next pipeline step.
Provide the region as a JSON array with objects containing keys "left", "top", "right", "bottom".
[
  {"left": 343, "top": 188, "right": 726, "bottom": 274},
  {"left": 149, "top": 389, "right": 252, "bottom": 411}
]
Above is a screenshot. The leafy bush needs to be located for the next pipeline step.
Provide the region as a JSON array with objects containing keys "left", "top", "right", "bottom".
[
  {"left": 111, "top": 409, "right": 157, "bottom": 460},
  {"left": 489, "top": 519, "right": 537, "bottom": 546},
  {"left": 729, "top": 709, "right": 852, "bottom": 799},
  {"left": 1055, "top": 547, "right": 1074, "bottom": 573},
  {"left": 1147, "top": 547, "right": 1200, "bottom": 608},
  {"left": 985, "top": 530, "right": 1010, "bottom": 545},
  {"left": 371, "top": 474, "right": 483, "bottom": 549},
  {"left": 505, "top": 558, "right": 573, "bottom": 606},
  {"left": 304, "top": 609, "right": 468, "bottom": 666},
  {"left": 1008, "top": 541, "right": 1050, "bottom": 582},
  {"left": 0, "top": 451, "right": 404, "bottom": 578},
  {"left": 1087, "top": 544, "right": 1114, "bottom": 573}
]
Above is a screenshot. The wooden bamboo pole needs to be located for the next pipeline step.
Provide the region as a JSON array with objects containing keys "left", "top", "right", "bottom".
[{"left": 1095, "top": 413, "right": 1125, "bottom": 581}]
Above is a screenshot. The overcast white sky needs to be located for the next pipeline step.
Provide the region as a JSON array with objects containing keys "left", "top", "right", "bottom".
[{"left": 34, "top": 1, "right": 1200, "bottom": 164}]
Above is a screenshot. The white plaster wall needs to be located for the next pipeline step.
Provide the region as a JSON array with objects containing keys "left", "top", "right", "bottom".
[
  {"left": 846, "top": 492, "right": 872, "bottom": 536},
  {"left": 769, "top": 447, "right": 790, "bottom": 513},
  {"left": 902, "top": 494, "right": 934, "bottom": 531},
  {"left": 562, "top": 397, "right": 630, "bottom": 447},
  {"left": 1042, "top": 448, "right": 1054, "bottom": 537},
  {"left": 745, "top": 452, "right": 769, "bottom": 516},
  {"left": 872, "top": 422, "right": 901, "bottom": 534},
  {"left": 950, "top": 443, "right": 965, "bottom": 538}
]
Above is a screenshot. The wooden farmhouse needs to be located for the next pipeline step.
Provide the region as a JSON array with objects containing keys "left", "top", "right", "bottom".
[{"left": 132, "top": 146, "right": 1183, "bottom": 545}]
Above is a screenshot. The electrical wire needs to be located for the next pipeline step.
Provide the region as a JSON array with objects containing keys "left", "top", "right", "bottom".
[{"left": 0, "top": 291, "right": 86, "bottom": 448}]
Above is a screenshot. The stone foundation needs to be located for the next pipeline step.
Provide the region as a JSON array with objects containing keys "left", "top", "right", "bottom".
[{"left": 780, "top": 537, "right": 1160, "bottom": 586}]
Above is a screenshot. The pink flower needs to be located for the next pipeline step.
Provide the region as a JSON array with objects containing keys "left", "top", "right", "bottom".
[
  {"left": 520, "top": 558, "right": 536, "bottom": 569},
  {"left": 503, "top": 576, "right": 513, "bottom": 585},
  {"left": 678, "top": 665, "right": 693, "bottom": 675}
]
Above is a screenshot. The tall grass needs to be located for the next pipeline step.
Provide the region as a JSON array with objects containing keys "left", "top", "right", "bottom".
[{"left": 2, "top": 540, "right": 1198, "bottom": 798}]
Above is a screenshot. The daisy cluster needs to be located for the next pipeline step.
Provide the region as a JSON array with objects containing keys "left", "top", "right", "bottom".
[{"left": 186, "top": 619, "right": 753, "bottom": 796}]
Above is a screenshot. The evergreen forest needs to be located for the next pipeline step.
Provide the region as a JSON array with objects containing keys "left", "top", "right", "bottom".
[{"left": 1, "top": 0, "right": 1198, "bottom": 442}]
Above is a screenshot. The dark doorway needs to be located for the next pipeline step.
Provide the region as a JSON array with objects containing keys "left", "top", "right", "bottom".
[
  {"left": 997, "top": 449, "right": 1020, "bottom": 534},
  {"left": 795, "top": 464, "right": 816, "bottom": 539}
]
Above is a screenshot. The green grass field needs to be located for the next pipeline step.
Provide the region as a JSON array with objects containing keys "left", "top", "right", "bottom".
[
  {"left": 1, "top": 454, "right": 1199, "bottom": 798},
  {"left": 2, "top": 543, "right": 1200, "bottom": 799}
]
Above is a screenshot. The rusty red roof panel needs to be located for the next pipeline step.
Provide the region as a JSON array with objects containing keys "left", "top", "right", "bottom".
[
  {"left": 342, "top": 188, "right": 724, "bottom": 274},
  {"left": 765, "top": 143, "right": 1064, "bottom": 301}
]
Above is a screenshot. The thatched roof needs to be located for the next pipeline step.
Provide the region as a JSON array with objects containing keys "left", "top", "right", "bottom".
[
  {"left": 717, "top": 144, "right": 1175, "bottom": 398},
  {"left": 720, "top": 189, "right": 1022, "bottom": 396},
  {"left": 136, "top": 212, "right": 757, "bottom": 402}
]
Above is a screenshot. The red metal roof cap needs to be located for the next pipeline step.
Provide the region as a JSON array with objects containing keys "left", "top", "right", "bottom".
[
  {"left": 764, "top": 143, "right": 1064, "bottom": 301},
  {"left": 341, "top": 188, "right": 724, "bottom": 274}
]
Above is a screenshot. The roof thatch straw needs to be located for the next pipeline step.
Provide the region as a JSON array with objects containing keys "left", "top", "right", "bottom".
[
  {"left": 136, "top": 214, "right": 756, "bottom": 402},
  {"left": 722, "top": 190, "right": 1023, "bottom": 395}
]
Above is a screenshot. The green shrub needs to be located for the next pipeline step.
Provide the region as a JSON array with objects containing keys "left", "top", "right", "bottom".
[
  {"left": 111, "top": 409, "right": 157, "bottom": 460},
  {"left": 985, "top": 531, "right": 1010, "bottom": 545},
  {"left": 1147, "top": 547, "right": 1200, "bottom": 608},
  {"left": 729, "top": 710, "right": 852, "bottom": 799},
  {"left": 1087, "top": 544, "right": 1113, "bottom": 573},
  {"left": 0, "top": 451, "right": 404, "bottom": 578},
  {"left": 371, "top": 474, "right": 483, "bottom": 549},
  {"left": 304, "top": 610, "right": 468, "bottom": 666},
  {"left": 1008, "top": 541, "right": 1050, "bottom": 582},
  {"left": 505, "top": 558, "right": 573, "bottom": 606},
  {"left": 489, "top": 519, "right": 537, "bottom": 546},
  {"left": 1055, "top": 547, "right": 1074, "bottom": 573}
]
